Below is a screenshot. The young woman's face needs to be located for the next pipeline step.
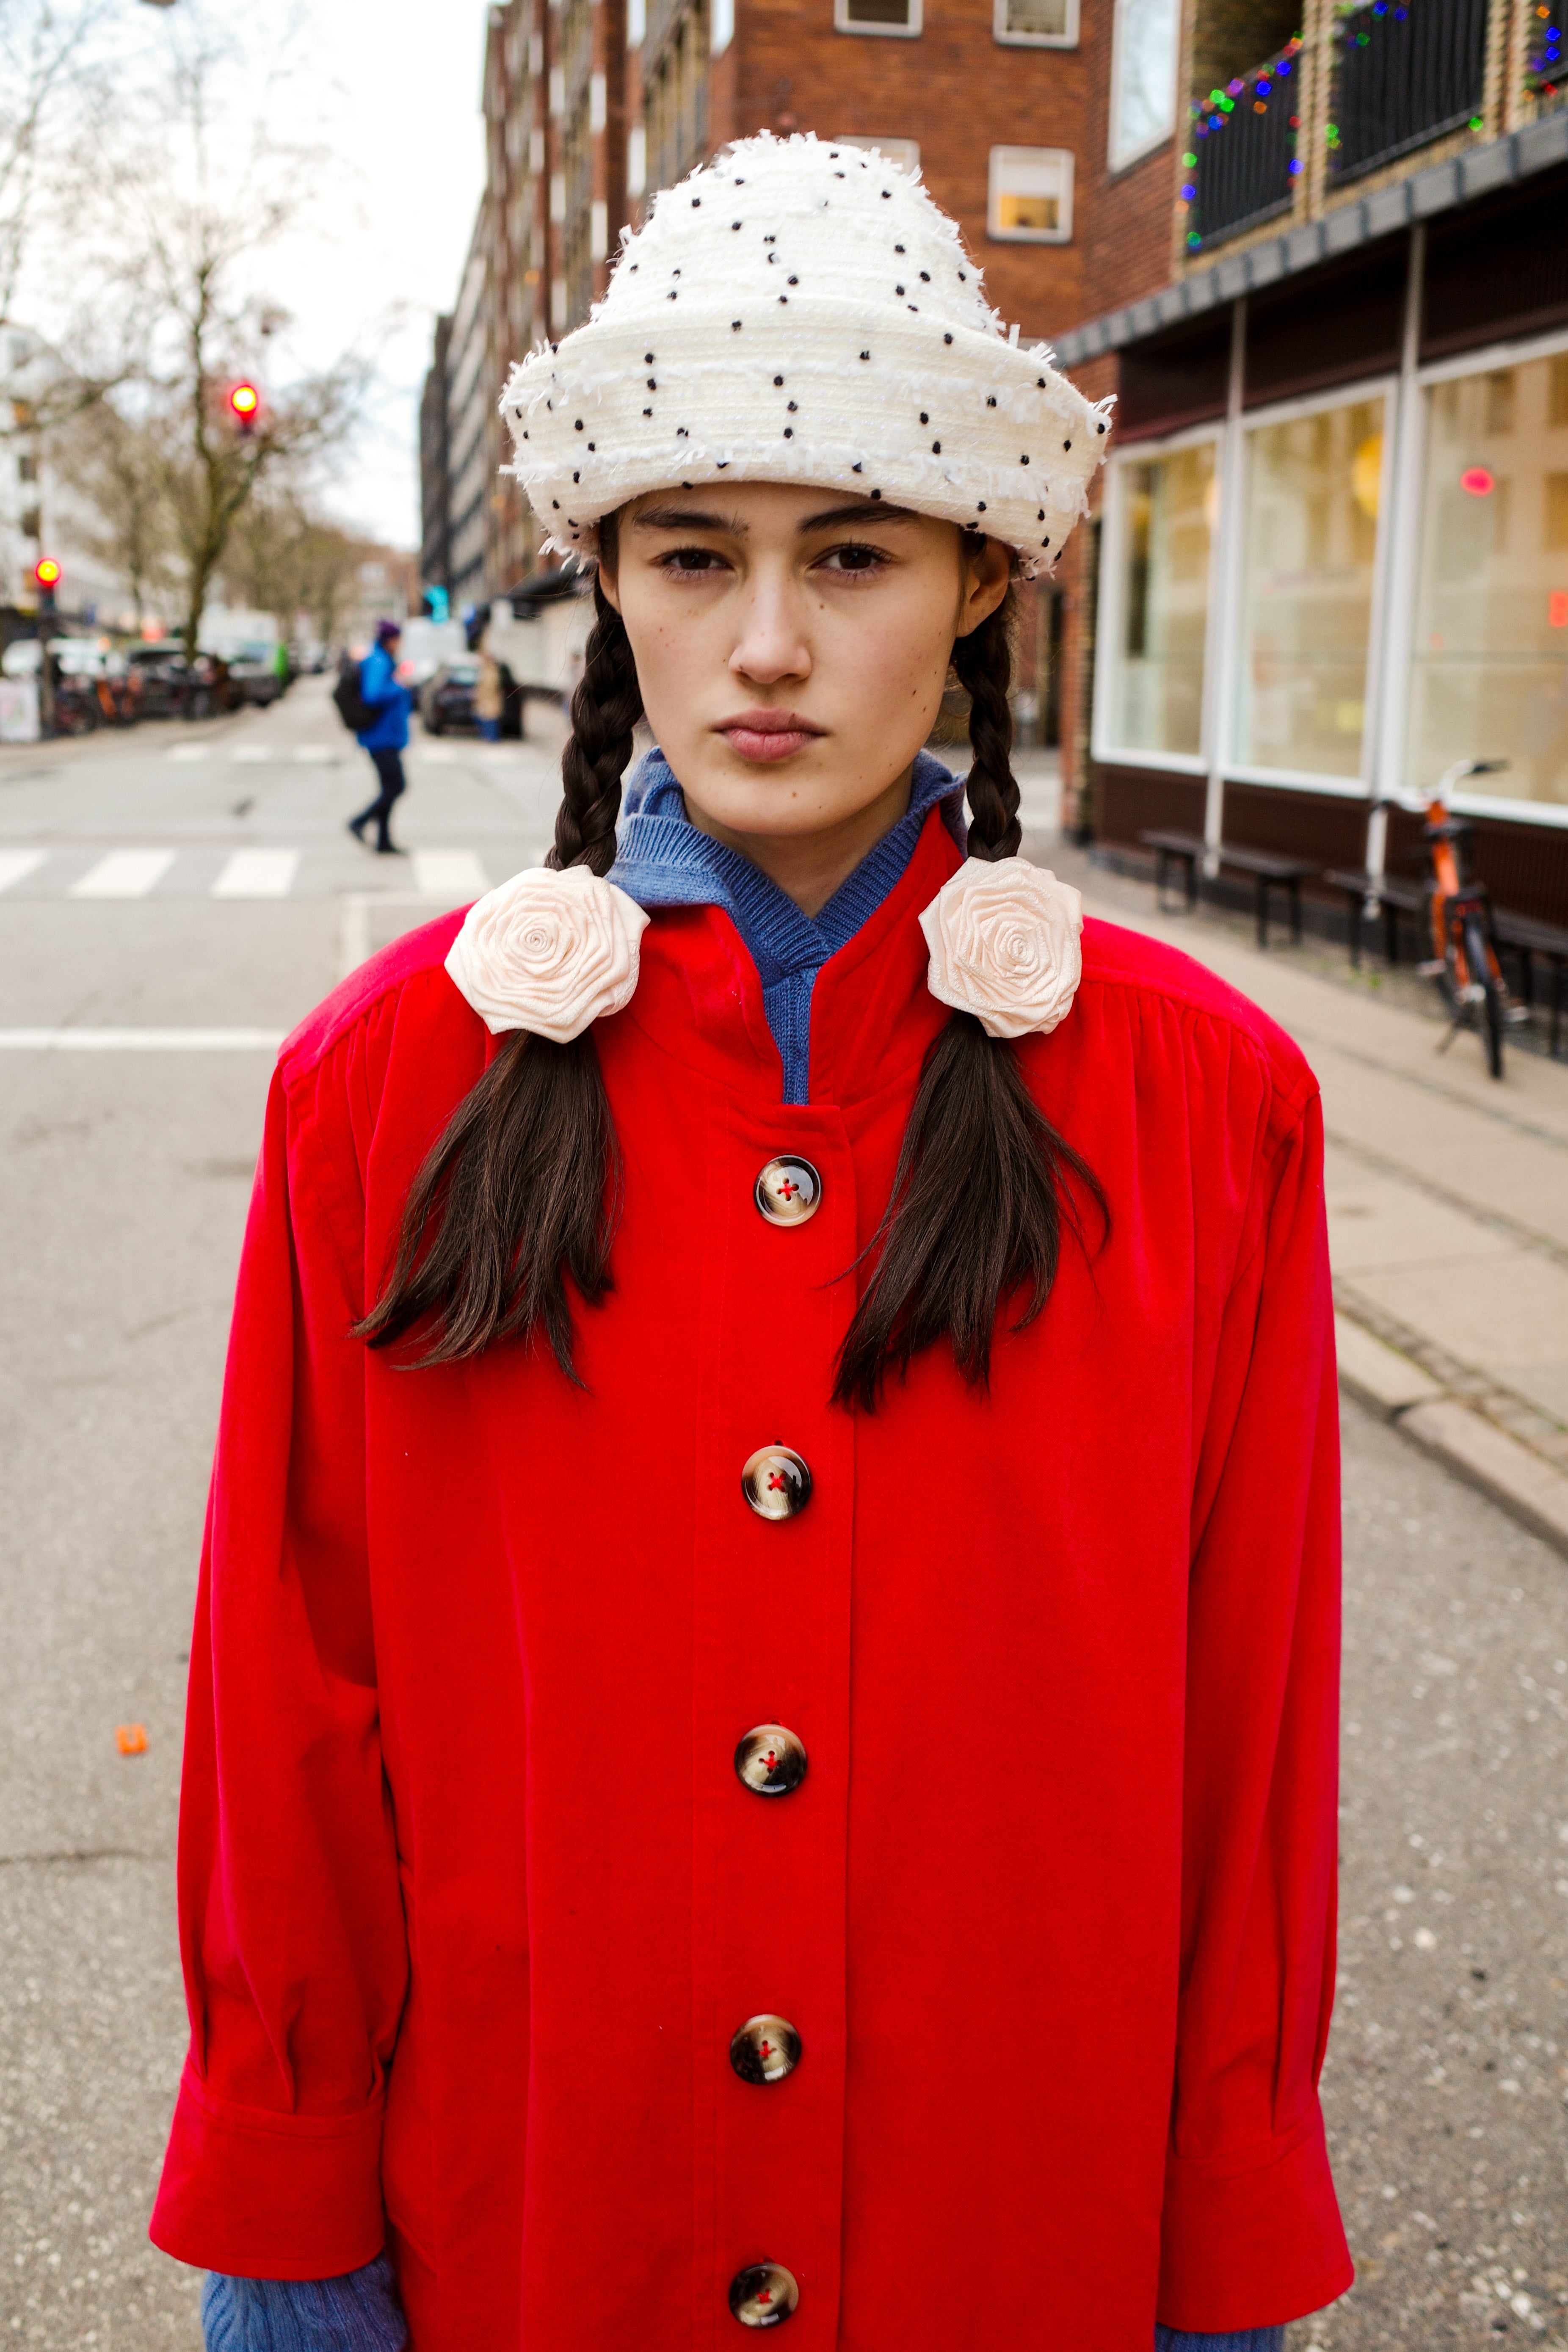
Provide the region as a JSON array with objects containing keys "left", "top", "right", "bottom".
[{"left": 600, "top": 481, "right": 1009, "bottom": 843}]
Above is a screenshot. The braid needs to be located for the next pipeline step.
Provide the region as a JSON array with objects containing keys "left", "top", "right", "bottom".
[
  {"left": 951, "top": 585, "right": 1020, "bottom": 861},
  {"left": 549, "top": 572, "right": 643, "bottom": 876}
]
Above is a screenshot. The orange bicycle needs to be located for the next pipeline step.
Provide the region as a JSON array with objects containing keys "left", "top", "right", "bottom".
[{"left": 1397, "top": 759, "right": 1518, "bottom": 1080}]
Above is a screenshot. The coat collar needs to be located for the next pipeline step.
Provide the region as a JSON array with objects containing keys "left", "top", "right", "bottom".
[{"left": 621, "top": 803, "right": 962, "bottom": 1108}]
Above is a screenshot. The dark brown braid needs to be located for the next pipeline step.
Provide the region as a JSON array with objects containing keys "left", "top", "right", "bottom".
[
  {"left": 831, "top": 575, "right": 1106, "bottom": 1410},
  {"left": 359, "top": 541, "right": 643, "bottom": 1379}
]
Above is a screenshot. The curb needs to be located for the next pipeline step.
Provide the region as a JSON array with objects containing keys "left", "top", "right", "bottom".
[{"left": 1335, "top": 1314, "right": 1568, "bottom": 1560}]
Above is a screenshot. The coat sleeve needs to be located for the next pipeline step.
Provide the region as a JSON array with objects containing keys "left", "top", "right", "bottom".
[
  {"left": 151, "top": 1056, "right": 408, "bottom": 2281},
  {"left": 1156, "top": 1088, "right": 1354, "bottom": 2333}
]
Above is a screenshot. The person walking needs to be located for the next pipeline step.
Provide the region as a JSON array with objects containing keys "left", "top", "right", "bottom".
[
  {"left": 348, "top": 618, "right": 413, "bottom": 855},
  {"left": 475, "top": 649, "right": 504, "bottom": 741},
  {"left": 153, "top": 138, "right": 1351, "bottom": 2352}
]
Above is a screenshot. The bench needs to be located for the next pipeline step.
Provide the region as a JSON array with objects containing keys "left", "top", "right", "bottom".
[
  {"left": 1138, "top": 829, "right": 1319, "bottom": 949},
  {"left": 1324, "top": 867, "right": 1426, "bottom": 969},
  {"left": 1493, "top": 909, "right": 1568, "bottom": 1060}
]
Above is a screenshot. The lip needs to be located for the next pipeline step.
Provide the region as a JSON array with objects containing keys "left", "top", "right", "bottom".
[{"left": 713, "top": 709, "right": 825, "bottom": 765}]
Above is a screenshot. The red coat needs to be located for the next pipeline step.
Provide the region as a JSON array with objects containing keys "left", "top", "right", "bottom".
[{"left": 151, "top": 809, "right": 1352, "bottom": 2348}]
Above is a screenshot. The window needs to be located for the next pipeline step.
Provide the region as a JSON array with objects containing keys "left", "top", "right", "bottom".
[
  {"left": 987, "top": 146, "right": 1073, "bottom": 242},
  {"left": 1233, "top": 393, "right": 1386, "bottom": 780},
  {"left": 1108, "top": 0, "right": 1178, "bottom": 168},
  {"left": 1405, "top": 349, "right": 1568, "bottom": 812},
  {"left": 1101, "top": 439, "right": 1217, "bottom": 761},
  {"left": 835, "top": 0, "right": 922, "bottom": 38},
  {"left": 712, "top": 0, "right": 734, "bottom": 52},
  {"left": 994, "top": 0, "right": 1077, "bottom": 44},
  {"left": 834, "top": 134, "right": 920, "bottom": 174},
  {"left": 627, "top": 123, "right": 646, "bottom": 196}
]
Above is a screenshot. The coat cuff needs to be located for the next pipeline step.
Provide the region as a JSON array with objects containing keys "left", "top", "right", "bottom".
[
  {"left": 150, "top": 2056, "right": 386, "bottom": 2281},
  {"left": 1157, "top": 2104, "right": 1353, "bottom": 2334}
]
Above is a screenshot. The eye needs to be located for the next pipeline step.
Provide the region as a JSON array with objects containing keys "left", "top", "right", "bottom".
[
  {"left": 656, "top": 546, "right": 728, "bottom": 575},
  {"left": 816, "top": 541, "right": 887, "bottom": 576}
]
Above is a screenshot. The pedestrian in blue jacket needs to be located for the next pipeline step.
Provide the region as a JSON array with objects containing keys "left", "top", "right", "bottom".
[{"left": 348, "top": 619, "right": 413, "bottom": 855}]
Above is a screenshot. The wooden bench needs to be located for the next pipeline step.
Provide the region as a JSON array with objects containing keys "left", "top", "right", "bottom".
[
  {"left": 1493, "top": 909, "right": 1568, "bottom": 1060},
  {"left": 1324, "top": 867, "right": 1426, "bottom": 969},
  {"left": 1138, "top": 829, "right": 1319, "bottom": 949}
]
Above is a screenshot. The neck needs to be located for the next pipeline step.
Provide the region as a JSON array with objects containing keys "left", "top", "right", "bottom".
[{"left": 683, "top": 762, "right": 916, "bottom": 919}]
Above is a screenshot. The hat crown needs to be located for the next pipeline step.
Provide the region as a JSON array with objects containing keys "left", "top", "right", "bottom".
[{"left": 601, "top": 135, "right": 995, "bottom": 342}]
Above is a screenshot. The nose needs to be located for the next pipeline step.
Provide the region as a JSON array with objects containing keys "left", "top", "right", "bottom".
[{"left": 729, "top": 569, "right": 812, "bottom": 688}]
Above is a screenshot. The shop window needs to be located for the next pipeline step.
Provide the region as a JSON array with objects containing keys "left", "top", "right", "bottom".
[
  {"left": 994, "top": 0, "right": 1077, "bottom": 47},
  {"left": 987, "top": 146, "right": 1074, "bottom": 243},
  {"left": 1100, "top": 439, "right": 1216, "bottom": 762},
  {"left": 1406, "top": 351, "right": 1568, "bottom": 812},
  {"left": 1233, "top": 393, "right": 1386, "bottom": 781},
  {"left": 834, "top": 135, "right": 920, "bottom": 173},
  {"left": 1108, "top": 0, "right": 1178, "bottom": 168},
  {"left": 835, "top": 0, "right": 922, "bottom": 37}
]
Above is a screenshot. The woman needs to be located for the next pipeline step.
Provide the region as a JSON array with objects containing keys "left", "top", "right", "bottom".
[{"left": 154, "top": 138, "right": 1351, "bottom": 2352}]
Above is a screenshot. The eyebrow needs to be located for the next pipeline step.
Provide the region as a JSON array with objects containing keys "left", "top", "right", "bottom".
[{"left": 627, "top": 498, "right": 922, "bottom": 537}]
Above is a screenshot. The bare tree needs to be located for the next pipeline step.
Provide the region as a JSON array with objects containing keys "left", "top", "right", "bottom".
[{"left": 49, "top": 392, "right": 175, "bottom": 626}]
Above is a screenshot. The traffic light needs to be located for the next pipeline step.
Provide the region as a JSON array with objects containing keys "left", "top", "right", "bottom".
[
  {"left": 34, "top": 556, "right": 60, "bottom": 612},
  {"left": 228, "top": 382, "right": 260, "bottom": 436}
]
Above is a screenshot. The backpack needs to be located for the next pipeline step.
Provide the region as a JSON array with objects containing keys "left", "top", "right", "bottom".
[{"left": 332, "top": 652, "right": 375, "bottom": 734}]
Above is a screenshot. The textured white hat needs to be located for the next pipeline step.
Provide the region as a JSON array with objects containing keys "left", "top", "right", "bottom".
[{"left": 499, "top": 133, "right": 1110, "bottom": 580}]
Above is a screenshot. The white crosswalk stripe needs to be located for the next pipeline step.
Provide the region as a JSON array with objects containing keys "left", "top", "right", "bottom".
[
  {"left": 69, "top": 848, "right": 177, "bottom": 899},
  {"left": 230, "top": 745, "right": 271, "bottom": 764},
  {"left": 0, "top": 848, "right": 47, "bottom": 893},
  {"left": 412, "top": 848, "right": 489, "bottom": 902},
  {"left": 293, "top": 744, "right": 335, "bottom": 763},
  {"left": 212, "top": 848, "right": 301, "bottom": 899},
  {"left": 166, "top": 743, "right": 207, "bottom": 762}
]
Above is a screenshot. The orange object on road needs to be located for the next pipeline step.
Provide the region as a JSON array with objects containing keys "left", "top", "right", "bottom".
[{"left": 116, "top": 1723, "right": 148, "bottom": 1755}]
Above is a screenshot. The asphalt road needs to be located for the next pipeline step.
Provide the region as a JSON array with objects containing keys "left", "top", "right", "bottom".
[{"left": 0, "top": 692, "right": 1563, "bottom": 2348}]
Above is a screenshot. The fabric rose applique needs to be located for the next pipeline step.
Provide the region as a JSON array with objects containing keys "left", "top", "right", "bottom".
[
  {"left": 918, "top": 857, "right": 1083, "bottom": 1040},
  {"left": 445, "top": 864, "right": 650, "bottom": 1044}
]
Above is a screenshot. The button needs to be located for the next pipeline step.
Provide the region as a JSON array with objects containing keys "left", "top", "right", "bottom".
[
  {"left": 741, "top": 1445, "right": 811, "bottom": 1520},
  {"left": 729, "top": 2013, "right": 801, "bottom": 2085},
  {"left": 729, "top": 2261, "right": 799, "bottom": 2328},
  {"left": 734, "top": 1723, "right": 808, "bottom": 1796},
  {"left": 754, "top": 1155, "right": 822, "bottom": 1226}
]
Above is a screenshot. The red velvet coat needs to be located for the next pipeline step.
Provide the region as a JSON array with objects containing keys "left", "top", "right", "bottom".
[{"left": 150, "top": 809, "right": 1352, "bottom": 2348}]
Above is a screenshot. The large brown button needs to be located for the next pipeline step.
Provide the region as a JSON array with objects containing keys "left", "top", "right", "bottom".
[
  {"left": 729, "top": 2013, "right": 801, "bottom": 2085},
  {"left": 734, "top": 1723, "right": 808, "bottom": 1796},
  {"left": 754, "top": 1155, "right": 822, "bottom": 1226},
  {"left": 729, "top": 2261, "right": 799, "bottom": 2327},
  {"left": 741, "top": 1445, "right": 811, "bottom": 1520}
]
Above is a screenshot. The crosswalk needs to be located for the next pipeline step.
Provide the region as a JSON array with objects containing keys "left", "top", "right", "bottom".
[
  {"left": 166, "top": 741, "right": 346, "bottom": 766},
  {"left": 0, "top": 845, "right": 501, "bottom": 903}
]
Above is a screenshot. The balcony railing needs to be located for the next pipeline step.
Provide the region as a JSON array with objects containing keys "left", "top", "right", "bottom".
[
  {"left": 1327, "top": 0, "right": 1488, "bottom": 183},
  {"left": 1182, "top": 39, "right": 1302, "bottom": 254}
]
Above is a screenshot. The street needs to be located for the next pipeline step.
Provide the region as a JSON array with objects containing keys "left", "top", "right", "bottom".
[{"left": 0, "top": 697, "right": 1565, "bottom": 2347}]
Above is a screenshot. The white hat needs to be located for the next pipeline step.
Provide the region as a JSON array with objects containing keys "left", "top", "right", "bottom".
[{"left": 499, "top": 133, "right": 1110, "bottom": 579}]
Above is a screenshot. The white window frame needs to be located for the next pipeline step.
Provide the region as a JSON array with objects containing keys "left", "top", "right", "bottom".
[
  {"left": 834, "top": 0, "right": 922, "bottom": 39},
  {"left": 986, "top": 145, "right": 1074, "bottom": 244},
  {"left": 1092, "top": 419, "right": 1223, "bottom": 777},
  {"left": 993, "top": 0, "right": 1078, "bottom": 46},
  {"left": 1107, "top": 0, "right": 1179, "bottom": 172},
  {"left": 834, "top": 134, "right": 920, "bottom": 174},
  {"left": 1220, "top": 374, "right": 1398, "bottom": 798},
  {"left": 711, "top": 0, "right": 735, "bottom": 57}
]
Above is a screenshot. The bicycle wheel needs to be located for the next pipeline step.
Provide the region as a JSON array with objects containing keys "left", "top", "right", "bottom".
[{"left": 1464, "top": 912, "right": 1505, "bottom": 1079}]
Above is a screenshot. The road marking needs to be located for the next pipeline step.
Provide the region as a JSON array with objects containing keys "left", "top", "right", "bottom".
[
  {"left": 0, "top": 849, "right": 47, "bottom": 892},
  {"left": 166, "top": 743, "right": 208, "bottom": 763},
  {"left": 293, "top": 744, "right": 336, "bottom": 762},
  {"left": 212, "top": 848, "right": 301, "bottom": 899},
  {"left": 0, "top": 1027, "right": 284, "bottom": 1050},
  {"left": 230, "top": 745, "right": 271, "bottom": 764},
  {"left": 69, "top": 848, "right": 177, "bottom": 899},
  {"left": 412, "top": 847, "right": 488, "bottom": 902}
]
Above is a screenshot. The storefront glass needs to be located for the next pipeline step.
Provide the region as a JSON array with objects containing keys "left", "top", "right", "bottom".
[
  {"left": 1107, "top": 439, "right": 1215, "bottom": 759},
  {"left": 1407, "top": 353, "right": 1568, "bottom": 810},
  {"left": 1233, "top": 395, "right": 1385, "bottom": 779}
]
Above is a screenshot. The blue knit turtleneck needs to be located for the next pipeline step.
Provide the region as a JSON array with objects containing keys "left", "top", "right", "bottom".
[{"left": 610, "top": 745, "right": 966, "bottom": 1103}]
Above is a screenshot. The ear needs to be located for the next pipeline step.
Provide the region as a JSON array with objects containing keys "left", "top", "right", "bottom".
[
  {"left": 595, "top": 556, "right": 623, "bottom": 616},
  {"left": 955, "top": 537, "right": 1011, "bottom": 639}
]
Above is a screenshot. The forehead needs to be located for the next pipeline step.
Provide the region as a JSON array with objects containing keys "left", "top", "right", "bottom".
[{"left": 621, "top": 481, "right": 922, "bottom": 532}]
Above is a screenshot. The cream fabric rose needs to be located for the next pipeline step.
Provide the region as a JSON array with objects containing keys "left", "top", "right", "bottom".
[
  {"left": 444, "top": 864, "right": 650, "bottom": 1043},
  {"left": 918, "top": 857, "right": 1083, "bottom": 1041}
]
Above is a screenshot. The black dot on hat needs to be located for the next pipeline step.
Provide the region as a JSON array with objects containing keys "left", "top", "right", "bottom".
[
  {"left": 829, "top": 149, "right": 838, "bottom": 157},
  {"left": 735, "top": 176, "right": 745, "bottom": 183},
  {"left": 668, "top": 291, "right": 677, "bottom": 300},
  {"left": 959, "top": 271, "right": 967, "bottom": 281},
  {"left": 773, "top": 374, "right": 784, "bottom": 386},
  {"left": 1042, "top": 536, "right": 1050, "bottom": 546},
  {"left": 919, "top": 411, "right": 928, "bottom": 423},
  {"left": 908, "top": 305, "right": 918, "bottom": 313},
  {"left": 778, "top": 295, "right": 787, "bottom": 304},
  {"left": 522, "top": 430, "right": 529, "bottom": 441},
  {"left": 573, "top": 470, "right": 580, "bottom": 482},
  {"left": 881, "top": 189, "right": 891, "bottom": 199},
  {"left": 677, "top": 426, "right": 688, "bottom": 437},
  {"left": 647, "top": 377, "right": 656, "bottom": 388},
  {"left": 1097, "top": 420, "right": 1107, "bottom": 434},
  {"left": 1038, "top": 508, "right": 1045, "bottom": 521},
  {"left": 643, "top": 406, "right": 652, "bottom": 417},
  {"left": 986, "top": 395, "right": 997, "bottom": 408},
  {"left": 551, "top": 499, "right": 559, "bottom": 508},
  {"left": 787, "top": 400, "right": 797, "bottom": 412},
  {"left": 788, "top": 275, "right": 798, "bottom": 284},
  {"left": 895, "top": 284, "right": 905, "bottom": 295},
  {"left": 732, "top": 221, "right": 742, "bottom": 230},
  {"left": 919, "top": 271, "right": 930, "bottom": 282},
  {"left": 977, "top": 500, "right": 986, "bottom": 511},
  {"left": 944, "top": 333, "right": 953, "bottom": 345},
  {"left": 645, "top": 351, "right": 654, "bottom": 362},
  {"left": 932, "top": 440, "right": 941, "bottom": 453},
  {"left": 1021, "top": 454, "right": 1030, "bottom": 464},
  {"left": 629, "top": 263, "right": 638, "bottom": 272},
  {"left": 1063, "top": 439, "right": 1071, "bottom": 450},
  {"left": 1037, "top": 377, "right": 1046, "bottom": 388},
  {"left": 784, "top": 427, "right": 793, "bottom": 438},
  {"left": 870, "top": 488, "right": 882, "bottom": 498},
  {"left": 587, "top": 441, "right": 595, "bottom": 450},
  {"left": 692, "top": 197, "right": 701, "bottom": 207},
  {"left": 852, "top": 461, "right": 863, "bottom": 472},
  {"left": 859, "top": 350, "right": 870, "bottom": 361},
  {"left": 673, "top": 268, "right": 680, "bottom": 276},
  {"left": 895, "top": 244, "right": 905, "bottom": 254},
  {"left": 574, "top": 419, "right": 583, "bottom": 430},
  {"left": 683, "top": 480, "right": 692, "bottom": 488}
]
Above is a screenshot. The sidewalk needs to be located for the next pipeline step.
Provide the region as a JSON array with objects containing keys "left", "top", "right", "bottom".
[{"left": 1031, "top": 824, "right": 1568, "bottom": 1558}]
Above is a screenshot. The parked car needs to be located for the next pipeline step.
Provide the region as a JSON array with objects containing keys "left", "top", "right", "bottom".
[
  {"left": 125, "top": 645, "right": 214, "bottom": 720},
  {"left": 218, "top": 640, "right": 285, "bottom": 708},
  {"left": 421, "top": 659, "right": 480, "bottom": 734}
]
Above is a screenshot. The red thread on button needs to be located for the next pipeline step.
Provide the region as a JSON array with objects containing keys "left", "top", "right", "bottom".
[
  {"left": 767, "top": 1472, "right": 786, "bottom": 1491},
  {"left": 759, "top": 2291, "right": 773, "bottom": 2305},
  {"left": 778, "top": 1178, "right": 799, "bottom": 1199},
  {"left": 760, "top": 2041, "right": 772, "bottom": 2057}
]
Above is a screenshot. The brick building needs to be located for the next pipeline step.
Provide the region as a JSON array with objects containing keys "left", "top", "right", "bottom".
[{"left": 1052, "top": 0, "right": 1568, "bottom": 926}]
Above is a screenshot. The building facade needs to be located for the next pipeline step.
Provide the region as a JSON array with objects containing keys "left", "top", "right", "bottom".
[{"left": 1053, "top": 0, "right": 1568, "bottom": 924}]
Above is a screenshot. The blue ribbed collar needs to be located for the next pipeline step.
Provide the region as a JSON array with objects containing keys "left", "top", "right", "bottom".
[{"left": 610, "top": 748, "right": 965, "bottom": 984}]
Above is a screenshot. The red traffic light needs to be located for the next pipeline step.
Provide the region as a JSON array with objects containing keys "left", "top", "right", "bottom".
[
  {"left": 229, "top": 382, "right": 260, "bottom": 422},
  {"left": 34, "top": 557, "right": 61, "bottom": 588}
]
